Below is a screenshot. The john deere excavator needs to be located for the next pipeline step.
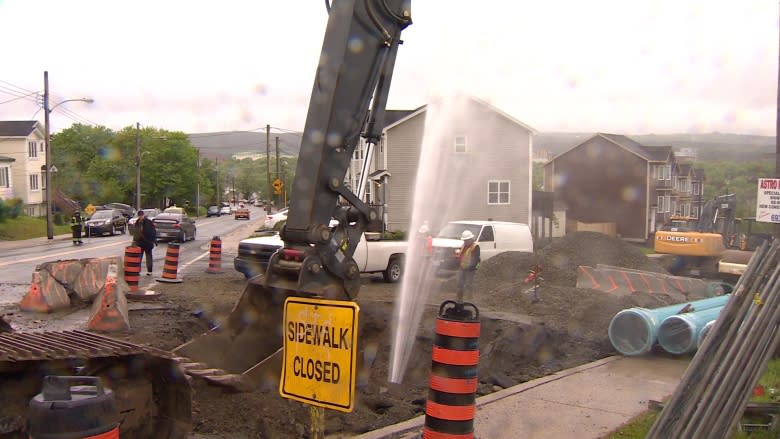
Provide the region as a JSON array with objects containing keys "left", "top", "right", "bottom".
[
  {"left": 654, "top": 193, "right": 755, "bottom": 279},
  {"left": 174, "top": 0, "right": 412, "bottom": 389}
]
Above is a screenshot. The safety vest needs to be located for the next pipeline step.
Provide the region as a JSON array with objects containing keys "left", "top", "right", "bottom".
[{"left": 459, "top": 243, "right": 478, "bottom": 270}]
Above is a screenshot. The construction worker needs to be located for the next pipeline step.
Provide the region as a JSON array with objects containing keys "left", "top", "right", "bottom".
[
  {"left": 70, "top": 211, "right": 84, "bottom": 245},
  {"left": 417, "top": 222, "right": 433, "bottom": 259},
  {"left": 456, "top": 230, "right": 480, "bottom": 302}
]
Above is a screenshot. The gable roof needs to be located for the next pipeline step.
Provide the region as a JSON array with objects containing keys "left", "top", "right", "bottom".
[
  {"left": 0, "top": 121, "right": 40, "bottom": 137},
  {"left": 553, "top": 133, "right": 671, "bottom": 163},
  {"left": 383, "top": 96, "right": 537, "bottom": 134}
]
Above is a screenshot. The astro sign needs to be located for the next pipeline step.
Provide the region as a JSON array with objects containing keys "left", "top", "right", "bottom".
[{"left": 280, "top": 297, "right": 359, "bottom": 412}]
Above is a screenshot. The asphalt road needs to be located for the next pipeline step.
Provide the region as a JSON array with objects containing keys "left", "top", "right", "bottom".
[{"left": 0, "top": 206, "right": 267, "bottom": 305}]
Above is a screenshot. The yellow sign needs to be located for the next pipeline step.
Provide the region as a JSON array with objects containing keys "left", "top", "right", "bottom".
[
  {"left": 84, "top": 204, "right": 96, "bottom": 215},
  {"left": 280, "top": 297, "right": 359, "bottom": 412},
  {"left": 273, "top": 179, "right": 283, "bottom": 190}
]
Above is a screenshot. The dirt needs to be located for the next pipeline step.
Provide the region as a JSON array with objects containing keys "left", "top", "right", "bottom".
[{"left": 105, "top": 231, "right": 690, "bottom": 438}]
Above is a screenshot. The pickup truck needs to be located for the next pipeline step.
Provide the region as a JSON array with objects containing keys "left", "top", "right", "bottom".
[{"left": 234, "top": 231, "right": 407, "bottom": 282}]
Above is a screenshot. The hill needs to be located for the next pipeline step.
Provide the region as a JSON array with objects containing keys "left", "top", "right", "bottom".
[
  {"left": 535, "top": 132, "right": 775, "bottom": 162},
  {"left": 187, "top": 131, "right": 301, "bottom": 160}
]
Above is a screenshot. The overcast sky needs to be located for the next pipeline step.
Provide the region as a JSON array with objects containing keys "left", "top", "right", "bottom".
[{"left": 0, "top": 0, "right": 777, "bottom": 136}]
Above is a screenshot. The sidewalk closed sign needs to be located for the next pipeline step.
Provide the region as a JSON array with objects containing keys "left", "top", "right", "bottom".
[{"left": 280, "top": 297, "right": 359, "bottom": 412}]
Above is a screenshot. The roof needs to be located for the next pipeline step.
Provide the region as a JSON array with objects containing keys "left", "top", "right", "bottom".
[
  {"left": 383, "top": 96, "right": 537, "bottom": 134},
  {"left": 0, "top": 156, "right": 15, "bottom": 162},
  {"left": 553, "top": 133, "right": 669, "bottom": 163},
  {"left": 383, "top": 109, "right": 421, "bottom": 128},
  {"left": 0, "top": 121, "right": 39, "bottom": 137}
]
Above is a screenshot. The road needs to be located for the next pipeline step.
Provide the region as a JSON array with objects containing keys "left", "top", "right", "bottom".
[{"left": 0, "top": 206, "right": 268, "bottom": 305}]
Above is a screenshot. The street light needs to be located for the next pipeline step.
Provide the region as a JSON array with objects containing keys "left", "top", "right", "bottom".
[{"left": 43, "top": 71, "right": 94, "bottom": 239}]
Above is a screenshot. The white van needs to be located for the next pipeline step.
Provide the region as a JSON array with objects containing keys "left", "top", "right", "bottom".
[{"left": 431, "top": 220, "right": 534, "bottom": 270}]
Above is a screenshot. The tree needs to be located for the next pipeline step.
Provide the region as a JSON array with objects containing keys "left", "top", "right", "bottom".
[{"left": 50, "top": 124, "right": 115, "bottom": 204}]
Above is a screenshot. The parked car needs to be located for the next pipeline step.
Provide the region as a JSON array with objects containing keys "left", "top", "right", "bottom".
[
  {"left": 85, "top": 209, "right": 127, "bottom": 236},
  {"left": 235, "top": 231, "right": 406, "bottom": 281},
  {"left": 206, "top": 206, "right": 221, "bottom": 217},
  {"left": 235, "top": 205, "right": 250, "bottom": 220},
  {"left": 432, "top": 220, "right": 534, "bottom": 271},
  {"left": 219, "top": 205, "right": 232, "bottom": 215},
  {"left": 103, "top": 203, "right": 137, "bottom": 220},
  {"left": 128, "top": 208, "right": 161, "bottom": 227},
  {"left": 153, "top": 212, "right": 197, "bottom": 242},
  {"left": 265, "top": 208, "right": 288, "bottom": 229}
]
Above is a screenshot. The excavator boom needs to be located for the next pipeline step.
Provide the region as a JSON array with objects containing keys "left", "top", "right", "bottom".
[{"left": 175, "top": 0, "right": 412, "bottom": 386}]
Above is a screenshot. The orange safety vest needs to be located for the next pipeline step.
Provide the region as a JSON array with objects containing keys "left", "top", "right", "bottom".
[{"left": 459, "top": 242, "right": 479, "bottom": 270}]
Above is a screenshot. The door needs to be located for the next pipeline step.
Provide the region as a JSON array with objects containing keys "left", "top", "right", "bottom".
[{"left": 477, "top": 225, "right": 498, "bottom": 260}]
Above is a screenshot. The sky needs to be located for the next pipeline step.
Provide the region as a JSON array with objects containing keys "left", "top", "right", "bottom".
[{"left": 0, "top": 0, "right": 777, "bottom": 136}]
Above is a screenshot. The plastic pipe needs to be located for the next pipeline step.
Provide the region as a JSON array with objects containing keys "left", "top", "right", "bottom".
[
  {"left": 657, "top": 306, "right": 724, "bottom": 355},
  {"left": 608, "top": 294, "right": 731, "bottom": 356},
  {"left": 696, "top": 320, "right": 715, "bottom": 349}
]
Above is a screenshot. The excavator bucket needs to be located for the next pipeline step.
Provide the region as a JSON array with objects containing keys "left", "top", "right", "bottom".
[{"left": 173, "top": 276, "right": 292, "bottom": 391}]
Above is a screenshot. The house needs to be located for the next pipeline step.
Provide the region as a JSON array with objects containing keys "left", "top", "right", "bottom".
[
  {"left": 0, "top": 121, "right": 47, "bottom": 216},
  {"left": 542, "top": 133, "right": 706, "bottom": 242},
  {"left": 347, "top": 96, "right": 536, "bottom": 233}
]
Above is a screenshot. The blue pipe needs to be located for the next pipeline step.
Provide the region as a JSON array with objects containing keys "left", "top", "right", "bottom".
[
  {"left": 657, "top": 306, "right": 724, "bottom": 355},
  {"left": 608, "top": 295, "right": 731, "bottom": 356},
  {"left": 696, "top": 320, "right": 716, "bottom": 349}
]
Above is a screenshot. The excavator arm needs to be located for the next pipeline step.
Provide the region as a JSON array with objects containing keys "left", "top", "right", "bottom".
[
  {"left": 174, "top": 0, "right": 412, "bottom": 386},
  {"left": 268, "top": 0, "right": 411, "bottom": 300}
]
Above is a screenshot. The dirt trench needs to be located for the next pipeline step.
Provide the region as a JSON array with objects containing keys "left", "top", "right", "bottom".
[{"left": 104, "top": 231, "right": 690, "bottom": 438}]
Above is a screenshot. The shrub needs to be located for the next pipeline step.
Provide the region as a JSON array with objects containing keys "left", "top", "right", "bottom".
[{"left": 7, "top": 198, "right": 22, "bottom": 218}]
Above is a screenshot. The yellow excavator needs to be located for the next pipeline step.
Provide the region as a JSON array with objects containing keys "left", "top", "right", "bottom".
[{"left": 654, "top": 193, "right": 755, "bottom": 278}]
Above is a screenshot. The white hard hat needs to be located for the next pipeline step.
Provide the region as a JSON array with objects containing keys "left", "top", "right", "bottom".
[
  {"left": 461, "top": 230, "right": 475, "bottom": 241},
  {"left": 418, "top": 224, "right": 430, "bottom": 234}
]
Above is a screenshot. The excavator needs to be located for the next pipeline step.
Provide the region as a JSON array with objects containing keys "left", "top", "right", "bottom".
[
  {"left": 174, "top": 0, "right": 413, "bottom": 389},
  {"left": 653, "top": 193, "right": 756, "bottom": 279},
  {"left": 0, "top": 1, "right": 411, "bottom": 437}
]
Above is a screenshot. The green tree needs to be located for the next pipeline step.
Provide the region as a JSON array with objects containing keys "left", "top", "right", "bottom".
[{"left": 50, "top": 124, "right": 115, "bottom": 204}]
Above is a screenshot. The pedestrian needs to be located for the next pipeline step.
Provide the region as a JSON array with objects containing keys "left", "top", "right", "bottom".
[
  {"left": 132, "top": 210, "right": 157, "bottom": 276},
  {"left": 456, "top": 230, "right": 480, "bottom": 302},
  {"left": 70, "top": 211, "right": 84, "bottom": 245}
]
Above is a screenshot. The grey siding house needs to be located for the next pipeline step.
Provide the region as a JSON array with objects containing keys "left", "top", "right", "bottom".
[{"left": 350, "top": 96, "right": 536, "bottom": 233}]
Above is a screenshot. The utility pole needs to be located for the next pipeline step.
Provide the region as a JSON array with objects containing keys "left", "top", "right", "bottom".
[
  {"left": 43, "top": 71, "right": 53, "bottom": 239},
  {"left": 266, "top": 124, "right": 271, "bottom": 202},
  {"left": 196, "top": 149, "right": 200, "bottom": 217},
  {"left": 275, "top": 136, "right": 280, "bottom": 207},
  {"left": 135, "top": 122, "right": 141, "bottom": 211},
  {"left": 216, "top": 157, "right": 220, "bottom": 205}
]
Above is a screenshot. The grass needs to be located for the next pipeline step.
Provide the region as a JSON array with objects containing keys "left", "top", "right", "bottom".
[
  {"left": 607, "top": 359, "right": 780, "bottom": 438},
  {"left": 0, "top": 217, "right": 71, "bottom": 240}
]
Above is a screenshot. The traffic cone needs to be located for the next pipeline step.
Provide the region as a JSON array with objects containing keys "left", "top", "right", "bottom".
[
  {"left": 207, "top": 236, "right": 222, "bottom": 274},
  {"left": 157, "top": 243, "right": 183, "bottom": 283},
  {"left": 87, "top": 263, "right": 130, "bottom": 332},
  {"left": 20, "top": 269, "right": 71, "bottom": 313},
  {"left": 124, "top": 246, "right": 143, "bottom": 293}
]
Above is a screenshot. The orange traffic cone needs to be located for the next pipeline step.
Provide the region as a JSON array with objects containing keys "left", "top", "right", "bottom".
[
  {"left": 157, "top": 243, "right": 183, "bottom": 283},
  {"left": 20, "top": 269, "right": 71, "bottom": 313},
  {"left": 124, "top": 246, "right": 143, "bottom": 293},
  {"left": 207, "top": 236, "right": 222, "bottom": 274},
  {"left": 87, "top": 264, "right": 130, "bottom": 332}
]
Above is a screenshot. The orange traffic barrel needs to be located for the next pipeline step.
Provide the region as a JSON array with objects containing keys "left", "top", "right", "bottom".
[
  {"left": 157, "top": 243, "right": 183, "bottom": 283},
  {"left": 124, "top": 246, "right": 143, "bottom": 292},
  {"left": 207, "top": 236, "right": 222, "bottom": 274},
  {"left": 423, "top": 300, "right": 480, "bottom": 439},
  {"left": 28, "top": 375, "right": 119, "bottom": 439}
]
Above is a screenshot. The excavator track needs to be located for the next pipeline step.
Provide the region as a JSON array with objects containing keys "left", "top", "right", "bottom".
[{"left": 0, "top": 330, "right": 192, "bottom": 439}]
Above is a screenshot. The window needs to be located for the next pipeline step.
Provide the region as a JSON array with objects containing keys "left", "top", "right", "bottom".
[
  {"left": 478, "top": 226, "right": 494, "bottom": 242},
  {"left": 488, "top": 180, "right": 510, "bottom": 204},
  {"left": 39, "top": 142, "right": 44, "bottom": 152},
  {"left": 455, "top": 135, "right": 467, "bottom": 153},
  {"left": 657, "top": 195, "right": 671, "bottom": 213},
  {"left": 28, "top": 141, "right": 38, "bottom": 158},
  {"left": 29, "top": 174, "right": 39, "bottom": 190},
  {"left": 692, "top": 206, "right": 699, "bottom": 219},
  {"left": 0, "top": 167, "right": 8, "bottom": 188},
  {"left": 655, "top": 164, "right": 671, "bottom": 180}
]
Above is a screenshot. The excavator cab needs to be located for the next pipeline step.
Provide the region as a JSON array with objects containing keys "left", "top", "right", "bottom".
[{"left": 174, "top": 0, "right": 412, "bottom": 389}]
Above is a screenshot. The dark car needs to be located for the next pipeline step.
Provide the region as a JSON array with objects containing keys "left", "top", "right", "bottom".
[
  {"left": 153, "top": 212, "right": 197, "bottom": 242},
  {"left": 206, "top": 206, "right": 221, "bottom": 217},
  {"left": 103, "top": 203, "right": 137, "bottom": 220},
  {"left": 85, "top": 209, "right": 127, "bottom": 236}
]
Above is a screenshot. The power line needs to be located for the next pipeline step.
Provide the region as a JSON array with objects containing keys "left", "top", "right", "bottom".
[
  {"left": 0, "top": 79, "right": 36, "bottom": 95},
  {"left": 0, "top": 91, "right": 38, "bottom": 105}
]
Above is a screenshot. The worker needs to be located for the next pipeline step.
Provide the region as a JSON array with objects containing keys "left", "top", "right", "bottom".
[
  {"left": 70, "top": 211, "right": 84, "bottom": 245},
  {"left": 456, "top": 230, "right": 480, "bottom": 302}
]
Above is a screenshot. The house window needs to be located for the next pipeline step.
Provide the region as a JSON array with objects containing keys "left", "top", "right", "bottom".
[
  {"left": 657, "top": 195, "right": 671, "bottom": 213},
  {"left": 655, "top": 165, "right": 671, "bottom": 180},
  {"left": 488, "top": 180, "right": 510, "bottom": 205},
  {"left": 39, "top": 142, "right": 44, "bottom": 152},
  {"left": 0, "top": 167, "right": 8, "bottom": 188},
  {"left": 29, "top": 174, "right": 39, "bottom": 191},
  {"left": 28, "top": 141, "right": 38, "bottom": 158},
  {"left": 692, "top": 206, "right": 699, "bottom": 219},
  {"left": 455, "top": 135, "right": 467, "bottom": 153}
]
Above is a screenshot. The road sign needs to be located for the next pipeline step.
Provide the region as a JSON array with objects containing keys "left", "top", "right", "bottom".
[
  {"left": 84, "top": 204, "right": 96, "bottom": 215},
  {"left": 273, "top": 178, "right": 283, "bottom": 189},
  {"left": 280, "top": 297, "right": 359, "bottom": 412}
]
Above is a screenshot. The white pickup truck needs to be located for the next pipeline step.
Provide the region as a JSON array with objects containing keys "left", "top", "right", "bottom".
[{"left": 234, "top": 232, "right": 407, "bottom": 282}]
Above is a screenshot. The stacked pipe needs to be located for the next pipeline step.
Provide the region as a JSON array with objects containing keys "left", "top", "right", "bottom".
[{"left": 647, "top": 240, "right": 780, "bottom": 439}]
